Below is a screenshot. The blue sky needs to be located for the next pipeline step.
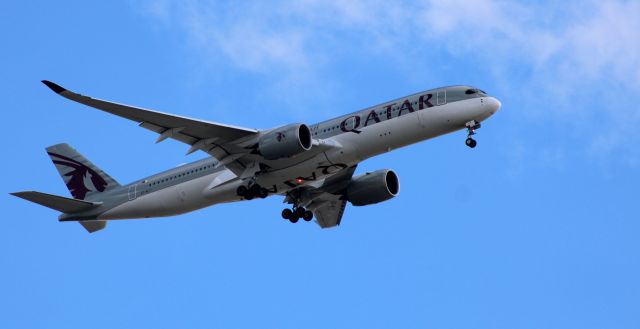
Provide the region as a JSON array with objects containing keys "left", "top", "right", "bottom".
[{"left": 2, "top": 1, "right": 639, "bottom": 328}]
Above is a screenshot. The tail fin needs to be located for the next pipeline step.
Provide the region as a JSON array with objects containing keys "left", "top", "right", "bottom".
[{"left": 46, "top": 143, "right": 120, "bottom": 200}]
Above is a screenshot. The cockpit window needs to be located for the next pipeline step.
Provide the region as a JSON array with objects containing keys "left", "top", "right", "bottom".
[
  {"left": 465, "top": 88, "right": 488, "bottom": 95},
  {"left": 442, "top": 86, "right": 488, "bottom": 104}
]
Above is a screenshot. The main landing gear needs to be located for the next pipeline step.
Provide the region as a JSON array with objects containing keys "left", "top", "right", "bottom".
[
  {"left": 236, "top": 183, "right": 269, "bottom": 200},
  {"left": 465, "top": 120, "right": 481, "bottom": 148},
  {"left": 281, "top": 206, "right": 313, "bottom": 223}
]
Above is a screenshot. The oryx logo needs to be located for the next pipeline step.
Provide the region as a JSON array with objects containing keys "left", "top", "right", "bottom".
[
  {"left": 48, "top": 152, "right": 108, "bottom": 200},
  {"left": 276, "top": 132, "right": 286, "bottom": 142}
]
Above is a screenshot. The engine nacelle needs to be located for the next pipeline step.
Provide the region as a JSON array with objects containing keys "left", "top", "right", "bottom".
[
  {"left": 347, "top": 169, "right": 399, "bottom": 206},
  {"left": 258, "top": 123, "right": 312, "bottom": 160}
]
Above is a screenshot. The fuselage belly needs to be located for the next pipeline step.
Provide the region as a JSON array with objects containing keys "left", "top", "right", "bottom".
[{"left": 99, "top": 95, "right": 500, "bottom": 220}]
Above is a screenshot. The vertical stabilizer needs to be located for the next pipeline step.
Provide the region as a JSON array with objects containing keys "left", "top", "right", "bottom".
[{"left": 46, "top": 143, "right": 120, "bottom": 200}]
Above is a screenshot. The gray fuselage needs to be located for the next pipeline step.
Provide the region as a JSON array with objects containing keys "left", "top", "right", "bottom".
[{"left": 61, "top": 85, "right": 501, "bottom": 221}]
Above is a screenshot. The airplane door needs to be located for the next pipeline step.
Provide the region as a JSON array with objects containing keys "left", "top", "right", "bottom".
[
  {"left": 419, "top": 90, "right": 447, "bottom": 129},
  {"left": 128, "top": 184, "right": 138, "bottom": 201},
  {"left": 436, "top": 90, "right": 446, "bottom": 106},
  {"left": 419, "top": 90, "right": 446, "bottom": 127}
]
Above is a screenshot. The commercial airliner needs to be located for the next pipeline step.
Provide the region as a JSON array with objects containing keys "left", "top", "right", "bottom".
[{"left": 12, "top": 81, "right": 501, "bottom": 233}]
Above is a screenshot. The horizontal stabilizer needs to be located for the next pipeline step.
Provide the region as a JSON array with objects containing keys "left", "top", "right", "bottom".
[
  {"left": 79, "top": 220, "right": 107, "bottom": 233},
  {"left": 11, "top": 191, "right": 101, "bottom": 214}
]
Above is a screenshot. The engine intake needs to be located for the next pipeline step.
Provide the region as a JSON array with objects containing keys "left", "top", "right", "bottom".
[
  {"left": 258, "top": 123, "right": 312, "bottom": 160},
  {"left": 347, "top": 169, "right": 399, "bottom": 206}
]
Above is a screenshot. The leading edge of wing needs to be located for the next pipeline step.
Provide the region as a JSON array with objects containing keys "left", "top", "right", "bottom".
[{"left": 40, "top": 80, "right": 259, "bottom": 137}]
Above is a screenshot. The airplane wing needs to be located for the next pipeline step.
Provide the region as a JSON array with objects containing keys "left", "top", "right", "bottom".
[
  {"left": 41, "top": 80, "right": 258, "bottom": 174},
  {"left": 286, "top": 165, "right": 357, "bottom": 228}
]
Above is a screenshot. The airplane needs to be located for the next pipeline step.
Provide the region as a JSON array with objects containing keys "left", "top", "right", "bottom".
[{"left": 11, "top": 80, "right": 501, "bottom": 233}]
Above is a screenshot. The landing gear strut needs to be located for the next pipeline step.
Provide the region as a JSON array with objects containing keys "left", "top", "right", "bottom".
[
  {"left": 237, "top": 183, "right": 268, "bottom": 200},
  {"left": 465, "top": 120, "right": 481, "bottom": 148},
  {"left": 281, "top": 206, "right": 313, "bottom": 223}
]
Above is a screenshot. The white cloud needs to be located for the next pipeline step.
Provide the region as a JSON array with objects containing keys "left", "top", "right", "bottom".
[
  {"left": 565, "top": 1, "right": 640, "bottom": 85},
  {"left": 137, "top": 0, "right": 640, "bottom": 90},
  {"left": 420, "top": 0, "right": 640, "bottom": 90},
  {"left": 135, "top": 0, "right": 640, "bottom": 163},
  {"left": 173, "top": 2, "right": 312, "bottom": 72},
  {"left": 135, "top": 0, "right": 420, "bottom": 73}
]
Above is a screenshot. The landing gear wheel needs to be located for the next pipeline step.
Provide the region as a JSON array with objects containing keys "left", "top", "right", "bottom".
[
  {"left": 465, "top": 138, "right": 477, "bottom": 148},
  {"left": 236, "top": 185, "right": 248, "bottom": 197},
  {"left": 289, "top": 214, "right": 300, "bottom": 223},
  {"left": 303, "top": 210, "right": 313, "bottom": 221},
  {"left": 281, "top": 208, "right": 293, "bottom": 220},
  {"left": 465, "top": 120, "right": 480, "bottom": 149},
  {"left": 295, "top": 207, "right": 306, "bottom": 217},
  {"left": 258, "top": 188, "right": 269, "bottom": 199},
  {"left": 249, "top": 184, "right": 261, "bottom": 196}
]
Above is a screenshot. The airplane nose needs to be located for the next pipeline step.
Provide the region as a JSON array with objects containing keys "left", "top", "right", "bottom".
[{"left": 488, "top": 97, "right": 501, "bottom": 114}]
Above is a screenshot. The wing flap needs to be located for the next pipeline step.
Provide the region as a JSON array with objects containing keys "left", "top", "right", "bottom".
[
  {"left": 139, "top": 121, "right": 199, "bottom": 145},
  {"left": 309, "top": 195, "right": 348, "bottom": 228}
]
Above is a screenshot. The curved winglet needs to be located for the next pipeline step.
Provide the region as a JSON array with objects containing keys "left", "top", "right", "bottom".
[{"left": 41, "top": 80, "right": 67, "bottom": 94}]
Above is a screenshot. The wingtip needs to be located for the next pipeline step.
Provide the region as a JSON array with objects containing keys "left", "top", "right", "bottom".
[{"left": 41, "top": 80, "right": 67, "bottom": 94}]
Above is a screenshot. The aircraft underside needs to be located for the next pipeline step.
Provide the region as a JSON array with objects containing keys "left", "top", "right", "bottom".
[{"left": 12, "top": 81, "right": 501, "bottom": 232}]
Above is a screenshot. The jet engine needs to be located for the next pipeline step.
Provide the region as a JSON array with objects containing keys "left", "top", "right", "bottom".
[
  {"left": 347, "top": 169, "right": 399, "bottom": 206},
  {"left": 258, "top": 123, "right": 312, "bottom": 160}
]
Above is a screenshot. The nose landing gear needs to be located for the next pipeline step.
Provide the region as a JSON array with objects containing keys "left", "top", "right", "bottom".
[
  {"left": 465, "top": 120, "right": 481, "bottom": 148},
  {"left": 281, "top": 206, "right": 313, "bottom": 223}
]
